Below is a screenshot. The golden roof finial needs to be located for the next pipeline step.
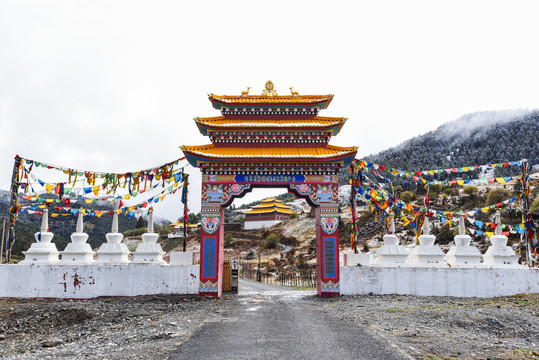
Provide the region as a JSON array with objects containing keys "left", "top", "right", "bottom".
[
  {"left": 241, "top": 87, "right": 250, "bottom": 97},
  {"left": 261, "top": 80, "right": 278, "bottom": 96},
  {"left": 289, "top": 87, "right": 299, "bottom": 97}
]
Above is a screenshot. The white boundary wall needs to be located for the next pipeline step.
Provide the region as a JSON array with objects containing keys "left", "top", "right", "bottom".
[
  {"left": 244, "top": 219, "right": 281, "bottom": 230},
  {"left": 341, "top": 266, "right": 539, "bottom": 297},
  {"left": 0, "top": 264, "right": 199, "bottom": 299}
]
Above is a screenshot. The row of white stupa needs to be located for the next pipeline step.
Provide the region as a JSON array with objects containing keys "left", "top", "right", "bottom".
[
  {"left": 346, "top": 211, "right": 522, "bottom": 268},
  {"left": 20, "top": 208, "right": 166, "bottom": 265}
]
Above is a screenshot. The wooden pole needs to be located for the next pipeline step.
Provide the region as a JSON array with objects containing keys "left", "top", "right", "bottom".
[
  {"left": 0, "top": 219, "right": 5, "bottom": 264},
  {"left": 7, "top": 155, "right": 21, "bottom": 264},
  {"left": 182, "top": 173, "right": 189, "bottom": 252},
  {"left": 521, "top": 159, "right": 533, "bottom": 267}
]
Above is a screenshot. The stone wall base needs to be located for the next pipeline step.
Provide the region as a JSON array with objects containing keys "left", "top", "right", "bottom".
[
  {"left": 0, "top": 264, "right": 199, "bottom": 299},
  {"left": 340, "top": 266, "right": 539, "bottom": 297}
]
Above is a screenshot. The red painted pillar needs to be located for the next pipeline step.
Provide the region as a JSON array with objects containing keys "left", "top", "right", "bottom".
[
  {"left": 316, "top": 204, "right": 340, "bottom": 296},
  {"left": 199, "top": 205, "right": 224, "bottom": 297}
]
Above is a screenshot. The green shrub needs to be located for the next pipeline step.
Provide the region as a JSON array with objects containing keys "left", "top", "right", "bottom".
[
  {"left": 463, "top": 186, "right": 479, "bottom": 196},
  {"left": 123, "top": 227, "right": 147, "bottom": 237},
  {"left": 224, "top": 233, "right": 234, "bottom": 248},
  {"left": 486, "top": 188, "right": 512, "bottom": 205},
  {"left": 400, "top": 191, "right": 417, "bottom": 203},
  {"left": 264, "top": 233, "right": 280, "bottom": 249},
  {"left": 425, "top": 184, "right": 442, "bottom": 195},
  {"left": 530, "top": 197, "right": 539, "bottom": 216},
  {"left": 443, "top": 187, "right": 458, "bottom": 196}
]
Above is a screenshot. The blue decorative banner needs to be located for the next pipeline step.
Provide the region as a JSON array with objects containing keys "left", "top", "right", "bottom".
[
  {"left": 323, "top": 237, "right": 337, "bottom": 278},
  {"left": 202, "top": 237, "right": 216, "bottom": 278},
  {"left": 234, "top": 174, "right": 305, "bottom": 183}
]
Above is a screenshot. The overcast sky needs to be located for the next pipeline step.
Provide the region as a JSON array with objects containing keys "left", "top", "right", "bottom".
[{"left": 1, "top": 1, "right": 539, "bottom": 221}]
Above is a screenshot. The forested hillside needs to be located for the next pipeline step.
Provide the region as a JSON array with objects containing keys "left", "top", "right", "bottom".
[{"left": 365, "top": 110, "right": 539, "bottom": 170}]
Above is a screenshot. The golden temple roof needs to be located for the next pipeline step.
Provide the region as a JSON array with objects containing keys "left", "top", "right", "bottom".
[
  {"left": 245, "top": 207, "right": 297, "bottom": 215},
  {"left": 209, "top": 94, "right": 334, "bottom": 105},
  {"left": 252, "top": 202, "right": 289, "bottom": 209},
  {"left": 195, "top": 116, "right": 347, "bottom": 128},
  {"left": 180, "top": 144, "right": 358, "bottom": 160}
]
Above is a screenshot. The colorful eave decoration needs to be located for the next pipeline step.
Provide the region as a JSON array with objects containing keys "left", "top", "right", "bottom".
[{"left": 180, "top": 144, "right": 358, "bottom": 167}]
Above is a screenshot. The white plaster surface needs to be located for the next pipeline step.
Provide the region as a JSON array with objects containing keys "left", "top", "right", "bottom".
[
  {"left": 244, "top": 219, "right": 281, "bottom": 230},
  {"left": 0, "top": 264, "right": 199, "bottom": 298},
  {"left": 343, "top": 252, "right": 371, "bottom": 266},
  {"left": 409, "top": 235, "right": 447, "bottom": 267},
  {"left": 133, "top": 233, "right": 166, "bottom": 264},
  {"left": 372, "top": 234, "right": 409, "bottom": 266},
  {"left": 446, "top": 234, "right": 483, "bottom": 267},
  {"left": 340, "top": 266, "right": 538, "bottom": 297},
  {"left": 170, "top": 251, "right": 194, "bottom": 265}
]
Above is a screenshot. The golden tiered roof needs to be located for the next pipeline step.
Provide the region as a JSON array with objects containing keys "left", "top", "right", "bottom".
[
  {"left": 180, "top": 144, "right": 358, "bottom": 160},
  {"left": 209, "top": 94, "right": 334, "bottom": 105},
  {"left": 195, "top": 116, "right": 346, "bottom": 128},
  {"left": 245, "top": 197, "right": 296, "bottom": 215}
]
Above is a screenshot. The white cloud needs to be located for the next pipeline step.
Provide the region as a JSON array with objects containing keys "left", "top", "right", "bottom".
[{"left": 1, "top": 0, "right": 539, "bottom": 220}]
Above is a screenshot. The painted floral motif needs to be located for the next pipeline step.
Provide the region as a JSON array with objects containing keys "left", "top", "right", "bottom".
[
  {"left": 201, "top": 215, "right": 220, "bottom": 233},
  {"left": 320, "top": 215, "right": 339, "bottom": 234},
  {"left": 298, "top": 183, "right": 310, "bottom": 193},
  {"left": 230, "top": 183, "right": 242, "bottom": 193}
]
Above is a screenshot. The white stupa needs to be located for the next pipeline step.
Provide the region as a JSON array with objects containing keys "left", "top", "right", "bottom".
[
  {"left": 372, "top": 215, "right": 409, "bottom": 266},
  {"left": 20, "top": 208, "right": 59, "bottom": 265},
  {"left": 59, "top": 208, "right": 95, "bottom": 264},
  {"left": 446, "top": 215, "right": 483, "bottom": 267},
  {"left": 133, "top": 209, "right": 166, "bottom": 264},
  {"left": 483, "top": 211, "right": 521, "bottom": 268},
  {"left": 96, "top": 206, "right": 130, "bottom": 264},
  {"left": 410, "top": 216, "right": 447, "bottom": 267}
]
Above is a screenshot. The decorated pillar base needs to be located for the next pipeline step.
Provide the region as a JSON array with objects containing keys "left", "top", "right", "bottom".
[
  {"left": 20, "top": 232, "right": 59, "bottom": 265},
  {"left": 316, "top": 205, "right": 340, "bottom": 297},
  {"left": 199, "top": 205, "right": 224, "bottom": 297},
  {"left": 133, "top": 233, "right": 166, "bottom": 265},
  {"left": 96, "top": 233, "right": 130, "bottom": 265},
  {"left": 60, "top": 233, "right": 95, "bottom": 265}
]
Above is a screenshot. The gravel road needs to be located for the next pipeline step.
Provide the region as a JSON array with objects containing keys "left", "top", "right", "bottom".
[
  {"left": 171, "top": 278, "right": 410, "bottom": 360},
  {"left": 0, "top": 280, "right": 537, "bottom": 360}
]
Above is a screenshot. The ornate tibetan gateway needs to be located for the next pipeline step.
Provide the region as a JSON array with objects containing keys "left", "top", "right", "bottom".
[{"left": 181, "top": 81, "right": 357, "bottom": 297}]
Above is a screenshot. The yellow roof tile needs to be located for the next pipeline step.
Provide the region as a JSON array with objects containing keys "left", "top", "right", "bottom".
[
  {"left": 209, "top": 94, "right": 333, "bottom": 105},
  {"left": 180, "top": 144, "right": 358, "bottom": 160},
  {"left": 245, "top": 207, "right": 297, "bottom": 215},
  {"left": 252, "top": 202, "right": 290, "bottom": 209},
  {"left": 195, "top": 116, "right": 347, "bottom": 128}
]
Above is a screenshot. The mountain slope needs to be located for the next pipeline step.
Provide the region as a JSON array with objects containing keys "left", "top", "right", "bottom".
[{"left": 365, "top": 109, "right": 539, "bottom": 170}]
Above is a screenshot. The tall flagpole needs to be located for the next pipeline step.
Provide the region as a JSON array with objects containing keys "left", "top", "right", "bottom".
[
  {"left": 182, "top": 173, "right": 189, "bottom": 252},
  {"left": 7, "top": 155, "right": 21, "bottom": 264},
  {"left": 0, "top": 219, "right": 5, "bottom": 264}
]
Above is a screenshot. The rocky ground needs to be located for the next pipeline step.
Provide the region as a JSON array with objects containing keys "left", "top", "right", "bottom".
[
  {"left": 321, "top": 293, "right": 539, "bottom": 360},
  {"left": 0, "top": 292, "right": 538, "bottom": 359},
  {"left": 0, "top": 295, "right": 234, "bottom": 359}
]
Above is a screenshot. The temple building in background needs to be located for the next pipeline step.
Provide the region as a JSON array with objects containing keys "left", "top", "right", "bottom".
[{"left": 244, "top": 197, "right": 296, "bottom": 229}]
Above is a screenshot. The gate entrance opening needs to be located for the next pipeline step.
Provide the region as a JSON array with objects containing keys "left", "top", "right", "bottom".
[{"left": 181, "top": 81, "right": 357, "bottom": 297}]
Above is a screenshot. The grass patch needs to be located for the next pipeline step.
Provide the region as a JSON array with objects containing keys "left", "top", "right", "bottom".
[
  {"left": 290, "top": 286, "right": 316, "bottom": 290},
  {"left": 513, "top": 349, "right": 539, "bottom": 357},
  {"left": 162, "top": 237, "right": 183, "bottom": 252},
  {"left": 385, "top": 308, "right": 415, "bottom": 313}
]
